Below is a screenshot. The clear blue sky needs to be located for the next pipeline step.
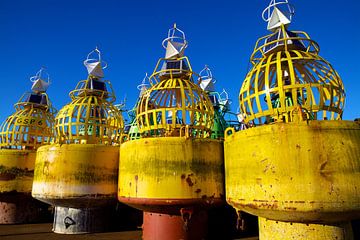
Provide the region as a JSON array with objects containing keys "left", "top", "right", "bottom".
[{"left": 0, "top": 0, "right": 359, "bottom": 122}]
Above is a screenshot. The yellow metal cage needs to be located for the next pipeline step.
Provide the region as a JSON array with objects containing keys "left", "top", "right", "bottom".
[
  {"left": 55, "top": 77, "right": 124, "bottom": 144},
  {"left": 136, "top": 57, "right": 214, "bottom": 137},
  {"left": 0, "top": 92, "right": 55, "bottom": 149},
  {"left": 239, "top": 25, "right": 345, "bottom": 124}
]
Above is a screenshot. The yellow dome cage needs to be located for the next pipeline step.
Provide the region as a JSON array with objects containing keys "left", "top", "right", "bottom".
[
  {"left": 136, "top": 25, "right": 214, "bottom": 138},
  {"left": 240, "top": 24, "right": 345, "bottom": 125},
  {"left": 0, "top": 68, "right": 56, "bottom": 150},
  {"left": 55, "top": 48, "right": 123, "bottom": 144}
]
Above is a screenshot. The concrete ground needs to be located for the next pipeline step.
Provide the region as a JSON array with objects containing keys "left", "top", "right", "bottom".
[{"left": 0, "top": 223, "right": 258, "bottom": 240}]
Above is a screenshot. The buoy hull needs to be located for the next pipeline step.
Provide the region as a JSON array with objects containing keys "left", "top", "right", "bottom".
[
  {"left": 142, "top": 211, "right": 208, "bottom": 240},
  {"left": 118, "top": 137, "right": 225, "bottom": 213},
  {"left": 32, "top": 144, "right": 119, "bottom": 208},
  {"left": 225, "top": 120, "right": 360, "bottom": 223},
  {"left": 53, "top": 206, "right": 112, "bottom": 234},
  {"left": 0, "top": 149, "right": 47, "bottom": 224}
]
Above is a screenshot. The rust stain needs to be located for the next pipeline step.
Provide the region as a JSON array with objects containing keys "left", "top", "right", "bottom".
[
  {"left": 195, "top": 189, "right": 201, "bottom": 193},
  {"left": 186, "top": 176, "right": 194, "bottom": 186},
  {"left": 185, "top": 174, "right": 195, "bottom": 187},
  {"left": 134, "top": 175, "right": 138, "bottom": 196},
  {"left": 180, "top": 174, "right": 186, "bottom": 179},
  {"left": 253, "top": 199, "right": 268, "bottom": 202},
  {"left": 0, "top": 173, "right": 16, "bottom": 181}
]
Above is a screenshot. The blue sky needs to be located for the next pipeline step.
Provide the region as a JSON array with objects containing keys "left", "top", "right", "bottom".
[{"left": 0, "top": 0, "right": 359, "bottom": 122}]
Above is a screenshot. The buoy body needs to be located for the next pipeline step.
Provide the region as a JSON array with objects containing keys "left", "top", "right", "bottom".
[
  {"left": 119, "top": 137, "right": 224, "bottom": 240},
  {"left": 119, "top": 137, "right": 224, "bottom": 213},
  {"left": 225, "top": 120, "right": 360, "bottom": 239},
  {"left": 32, "top": 144, "right": 119, "bottom": 208},
  {"left": 0, "top": 150, "right": 49, "bottom": 224}
]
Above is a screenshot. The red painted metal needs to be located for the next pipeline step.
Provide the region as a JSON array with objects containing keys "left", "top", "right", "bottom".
[
  {"left": 142, "top": 210, "right": 208, "bottom": 240},
  {"left": 0, "top": 193, "right": 49, "bottom": 224},
  {"left": 118, "top": 197, "right": 223, "bottom": 215}
]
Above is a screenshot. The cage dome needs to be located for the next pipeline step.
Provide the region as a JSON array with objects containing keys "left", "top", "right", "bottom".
[
  {"left": 239, "top": 26, "right": 345, "bottom": 125},
  {"left": 137, "top": 58, "right": 214, "bottom": 137},
  {"left": 55, "top": 95, "right": 123, "bottom": 144},
  {"left": 0, "top": 92, "right": 55, "bottom": 149}
]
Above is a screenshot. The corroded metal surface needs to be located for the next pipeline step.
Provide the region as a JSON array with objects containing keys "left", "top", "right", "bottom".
[
  {"left": 32, "top": 144, "right": 119, "bottom": 208},
  {"left": 118, "top": 137, "right": 224, "bottom": 213},
  {"left": 142, "top": 211, "right": 208, "bottom": 240},
  {"left": 225, "top": 120, "right": 360, "bottom": 223},
  {"left": 0, "top": 150, "right": 47, "bottom": 224},
  {"left": 258, "top": 217, "right": 353, "bottom": 240},
  {"left": 53, "top": 206, "right": 112, "bottom": 234},
  {"left": 0, "top": 150, "right": 35, "bottom": 193},
  {"left": 0, "top": 192, "right": 49, "bottom": 224}
]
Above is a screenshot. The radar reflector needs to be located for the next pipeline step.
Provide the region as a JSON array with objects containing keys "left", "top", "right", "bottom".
[
  {"left": 137, "top": 73, "right": 150, "bottom": 97},
  {"left": 83, "top": 47, "right": 108, "bottom": 78},
  {"left": 267, "top": 7, "right": 291, "bottom": 31},
  {"left": 199, "top": 65, "right": 215, "bottom": 92},
  {"left": 162, "top": 24, "right": 188, "bottom": 59},
  {"left": 30, "top": 67, "right": 50, "bottom": 93},
  {"left": 262, "top": 0, "right": 295, "bottom": 31}
]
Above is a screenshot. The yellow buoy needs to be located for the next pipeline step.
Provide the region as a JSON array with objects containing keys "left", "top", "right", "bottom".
[
  {"left": 31, "top": 48, "right": 124, "bottom": 234},
  {"left": 0, "top": 67, "right": 56, "bottom": 224},
  {"left": 225, "top": 1, "right": 359, "bottom": 239},
  {"left": 118, "top": 24, "right": 224, "bottom": 240}
]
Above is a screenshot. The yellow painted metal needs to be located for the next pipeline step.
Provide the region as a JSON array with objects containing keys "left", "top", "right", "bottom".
[
  {"left": 225, "top": 120, "right": 360, "bottom": 222},
  {"left": 0, "top": 150, "right": 35, "bottom": 193},
  {"left": 55, "top": 95, "right": 123, "bottom": 144},
  {"left": 32, "top": 56, "right": 124, "bottom": 211},
  {"left": 239, "top": 25, "right": 345, "bottom": 125},
  {"left": 0, "top": 89, "right": 55, "bottom": 196},
  {"left": 136, "top": 56, "right": 214, "bottom": 138},
  {"left": 226, "top": 4, "right": 355, "bottom": 239},
  {"left": 55, "top": 76, "right": 123, "bottom": 145},
  {"left": 258, "top": 217, "right": 353, "bottom": 240},
  {"left": 119, "top": 137, "right": 223, "bottom": 200},
  {"left": 32, "top": 144, "right": 119, "bottom": 207},
  {"left": 0, "top": 92, "right": 55, "bottom": 149}
]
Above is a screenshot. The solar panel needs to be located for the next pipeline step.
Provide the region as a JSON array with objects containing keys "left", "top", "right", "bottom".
[
  {"left": 264, "top": 31, "right": 281, "bottom": 53},
  {"left": 86, "top": 79, "right": 107, "bottom": 92},
  {"left": 285, "top": 30, "right": 305, "bottom": 50},
  {"left": 26, "top": 94, "right": 42, "bottom": 104}
]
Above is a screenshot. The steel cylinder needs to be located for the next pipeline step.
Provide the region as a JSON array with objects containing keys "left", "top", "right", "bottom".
[
  {"left": 225, "top": 120, "right": 360, "bottom": 223},
  {"left": 142, "top": 211, "right": 208, "bottom": 240},
  {"left": 32, "top": 144, "right": 119, "bottom": 208},
  {"left": 118, "top": 137, "right": 224, "bottom": 213},
  {"left": 53, "top": 206, "right": 112, "bottom": 234},
  {"left": 0, "top": 149, "right": 47, "bottom": 223},
  {"left": 259, "top": 217, "right": 353, "bottom": 240}
]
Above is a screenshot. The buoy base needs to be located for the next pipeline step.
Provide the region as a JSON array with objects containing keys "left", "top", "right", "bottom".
[
  {"left": 0, "top": 193, "right": 48, "bottom": 224},
  {"left": 259, "top": 217, "right": 354, "bottom": 240},
  {"left": 53, "top": 206, "right": 111, "bottom": 234},
  {"left": 142, "top": 210, "right": 208, "bottom": 240}
]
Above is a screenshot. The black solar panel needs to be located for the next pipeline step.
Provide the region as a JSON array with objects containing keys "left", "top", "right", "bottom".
[
  {"left": 264, "top": 31, "right": 280, "bottom": 53},
  {"left": 165, "top": 60, "right": 189, "bottom": 71},
  {"left": 285, "top": 30, "right": 306, "bottom": 50},
  {"left": 26, "top": 94, "right": 42, "bottom": 104},
  {"left": 87, "top": 79, "right": 107, "bottom": 91}
]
